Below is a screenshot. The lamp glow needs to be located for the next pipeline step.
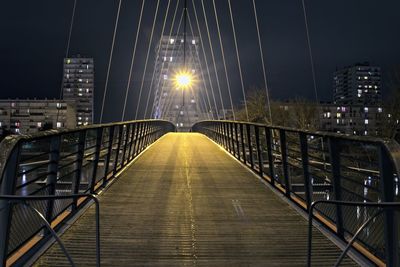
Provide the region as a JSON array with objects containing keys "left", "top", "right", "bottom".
[{"left": 175, "top": 71, "right": 193, "bottom": 89}]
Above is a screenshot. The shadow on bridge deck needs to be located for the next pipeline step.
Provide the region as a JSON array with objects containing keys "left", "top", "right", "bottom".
[{"left": 35, "top": 133, "right": 356, "bottom": 266}]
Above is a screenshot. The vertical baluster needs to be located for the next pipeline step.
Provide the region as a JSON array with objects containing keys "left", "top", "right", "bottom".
[
  {"left": 235, "top": 123, "right": 240, "bottom": 160},
  {"left": 299, "top": 132, "right": 312, "bottom": 210},
  {"left": 46, "top": 136, "right": 61, "bottom": 217},
  {"left": 90, "top": 128, "right": 103, "bottom": 193},
  {"left": 279, "top": 129, "right": 291, "bottom": 197},
  {"left": 255, "top": 126, "right": 263, "bottom": 176},
  {"left": 265, "top": 127, "right": 275, "bottom": 186},
  {"left": 72, "top": 131, "right": 86, "bottom": 209},
  {"left": 246, "top": 124, "right": 254, "bottom": 169}
]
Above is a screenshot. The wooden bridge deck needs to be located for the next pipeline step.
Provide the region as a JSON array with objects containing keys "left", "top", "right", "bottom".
[{"left": 35, "top": 133, "right": 356, "bottom": 266}]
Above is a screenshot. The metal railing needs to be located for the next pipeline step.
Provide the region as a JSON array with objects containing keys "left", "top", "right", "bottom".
[
  {"left": 0, "top": 120, "right": 175, "bottom": 265},
  {"left": 0, "top": 194, "right": 100, "bottom": 267},
  {"left": 308, "top": 200, "right": 400, "bottom": 267},
  {"left": 192, "top": 120, "right": 400, "bottom": 266}
]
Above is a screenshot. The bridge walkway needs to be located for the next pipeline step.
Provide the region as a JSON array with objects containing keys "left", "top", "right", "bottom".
[{"left": 35, "top": 133, "right": 356, "bottom": 266}]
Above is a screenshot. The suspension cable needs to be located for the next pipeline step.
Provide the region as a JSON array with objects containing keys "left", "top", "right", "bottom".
[
  {"left": 187, "top": 12, "right": 213, "bottom": 118},
  {"left": 301, "top": 0, "right": 319, "bottom": 103},
  {"left": 121, "top": 0, "right": 146, "bottom": 121},
  {"left": 212, "top": 0, "right": 236, "bottom": 120},
  {"left": 200, "top": 0, "right": 226, "bottom": 119},
  {"left": 99, "top": 0, "right": 123, "bottom": 123},
  {"left": 252, "top": 0, "right": 273, "bottom": 124},
  {"left": 144, "top": 0, "right": 179, "bottom": 119},
  {"left": 56, "top": 0, "right": 77, "bottom": 123},
  {"left": 134, "top": 0, "right": 162, "bottom": 120},
  {"left": 191, "top": 0, "right": 219, "bottom": 118},
  {"left": 227, "top": 0, "right": 248, "bottom": 121},
  {"left": 187, "top": 12, "right": 214, "bottom": 119}
]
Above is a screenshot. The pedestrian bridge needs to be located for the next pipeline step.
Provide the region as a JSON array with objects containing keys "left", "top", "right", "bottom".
[{"left": 0, "top": 120, "right": 399, "bottom": 266}]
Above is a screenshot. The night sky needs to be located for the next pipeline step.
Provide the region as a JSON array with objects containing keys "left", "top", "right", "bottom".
[{"left": 1, "top": 0, "right": 399, "bottom": 122}]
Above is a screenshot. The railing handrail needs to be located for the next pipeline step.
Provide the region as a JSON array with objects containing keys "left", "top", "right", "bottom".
[
  {"left": 308, "top": 200, "right": 400, "bottom": 267},
  {"left": 0, "top": 193, "right": 100, "bottom": 267}
]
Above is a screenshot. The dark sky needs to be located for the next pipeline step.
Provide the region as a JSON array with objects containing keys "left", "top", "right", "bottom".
[{"left": 1, "top": 0, "right": 399, "bottom": 122}]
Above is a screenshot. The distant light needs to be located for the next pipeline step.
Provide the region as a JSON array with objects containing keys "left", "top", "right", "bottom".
[{"left": 175, "top": 71, "right": 193, "bottom": 89}]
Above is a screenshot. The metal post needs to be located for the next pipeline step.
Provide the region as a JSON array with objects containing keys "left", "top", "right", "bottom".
[
  {"left": 240, "top": 124, "right": 246, "bottom": 164},
  {"left": 327, "top": 137, "right": 344, "bottom": 237},
  {"left": 246, "top": 124, "right": 254, "bottom": 168},
  {"left": 279, "top": 129, "right": 291, "bottom": 197},
  {"left": 45, "top": 135, "right": 61, "bottom": 220},
  {"left": 103, "top": 126, "right": 115, "bottom": 184},
  {"left": 128, "top": 123, "right": 136, "bottom": 161},
  {"left": 299, "top": 133, "right": 312, "bottom": 210},
  {"left": 235, "top": 123, "right": 240, "bottom": 160},
  {"left": 379, "top": 144, "right": 399, "bottom": 266},
  {"left": 265, "top": 127, "right": 275, "bottom": 186},
  {"left": 90, "top": 128, "right": 103, "bottom": 193},
  {"left": 121, "top": 124, "right": 130, "bottom": 166},
  {"left": 255, "top": 126, "right": 263, "bottom": 176},
  {"left": 0, "top": 144, "right": 20, "bottom": 265},
  {"left": 72, "top": 131, "right": 86, "bottom": 209},
  {"left": 113, "top": 125, "right": 124, "bottom": 174},
  {"left": 226, "top": 123, "right": 232, "bottom": 153}
]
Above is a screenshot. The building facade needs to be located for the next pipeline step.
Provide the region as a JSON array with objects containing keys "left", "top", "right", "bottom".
[
  {"left": 62, "top": 56, "right": 94, "bottom": 126},
  {"left": 333, "top": 62, "right": 381, "bottom": 106},
  {"left": 319, "top": 104, "right": 383, "bottom": 136},
  {"left": 152, "top": 35, "right": 208, "bottom": 131},
  {"left": 0, "top": 99, "right": 76, "bottom": 135}
]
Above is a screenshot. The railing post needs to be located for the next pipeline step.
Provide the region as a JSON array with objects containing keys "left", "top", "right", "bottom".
[
  {"left": 121, "top": 124, "right": 130, "bottom": 166},
  {"left": 279, "top": 129, "right": 291, "bottom": 197},
  {"left": 128, "top": 123, "right": 136, "bottom": 161},
  {"left": 246, "top": 124, "right": 254, "bottom": 169},
  {"left": 72, "top": 131, "right": 86, "bottom": 209},
  {"left": 240, "top": 124, "right": 246, "bottom": 164},
  {"left": 90, "top": 128, "right": 103, "bottom": 193},
  {"left": 299, "top": 133, "right": 312, "bottom": 210},
  {"left": 103, "top": 126, "right": 115, "bottom": 185},
  {"left": 45, "top": 135, "right": 61, "bottom": 220},
  {"left": 113, "top": 125, "right": 123, "bottom": 174},
  {"left": 134, "top": 123, "right": 141, "bottom": 157},
  {"left": 255, "top": 126, "right": 263, "bottom": 176},
  {"left": 230, "top": 123, "right": 235, "bottom": 155},
  {"left": 225, "top": 123, "right": 231, "bottom": 152},
  {"left": 265, "top": 127, "right": 275, "bottom": 186},
  {"left": 0, "top": 144, "right": 20, "bottom": 265},
  {"left": 235, "top": 123, "right": 240, "bottom": 160},
  {"left": 379, "top": 144, "right": 399, "bottom": 267},
  {"left": 327, "top": 137, "right": 344, "bottom": 237}
]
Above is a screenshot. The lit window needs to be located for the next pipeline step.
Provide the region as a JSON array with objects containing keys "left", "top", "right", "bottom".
[
  {"left": 170, "top": 38, "right": 175, "bottom": 44},
  {"left": 365, "top": 119, "right": 369, "bottom": 124},
  {"left": 353, "top": 131, "right": 357, "bottom": 135},
  {"left": 15, "top": 128, "right": 20, "bottom": 133},
  {"left": 180, "top": 111, "right": 184, "bottom": 115},
  {"left": 67, "top": 59, "right": 71, "bottom": 64},
  {"left": 78, "top": 117, "right": 82, "bottom": 120},
  {"left": 86, "top": 89, "right": 90, "bottom": 93},
  {"left": 170, "top": 57, "right": 173, "bottom": 62},
  {"left": 180, "top": 123, "right": 183, "bottom": 127},
  {"left": 37, "top": 122, "right": 42, "bottom": 128},
  {"left": 336, "top": 119, "right": 340, "bottom": 124},
  {"left": 85, "top": 117, "right": 89, "bottom": 121},
  {"left": 327, "top": 112, "right": 331, "bottom": 118},
  {"left": 86, "top": 65, "right": 89, "bottom": 69},
  {"left": 79, "top": 88, "right": 83, "bottom": 92},
  {"left": 66, "top": 74, "right": 70, "bottom": 79},
  {"left": 358, "top": 94, "right": 361, "bottom": 97},
  {"left": 191, "top": 99, "right": 195, "bottom": 103},
  {"left": 364, "top": 130, "right": 368, "bottom": 135},
  {"left": 78, "top": 93, "right": 83, "bottom": 96},
  {"left": 86, "top": 79, "right": 89, "bottom": 83},
  {"left": 388, "top": 114, "right": 392, "bottom": 118},
  {"left": 163, "top": 74, "right": 168, "bottom": 80},
  {"left": 56, "top": 103, "right": 62, "bottom": 108},
  {"left": 364, "top": 107, "right": 368, "bottom": 112},
  {"left": 56, "top": 122, "right": 62, "bottom": 128},
  {"left": 378, "top": 107, "right": 382, "bottom": 113},
  {"left": 364, "top": 76, "right": 368, "bottom": 80},
  {"left": 336, "top": 113, "right": 341, "bottom": 118},
  {"left": 163, "top": 56, "right": 167, "bottom": 61},
  {"left": 192, "top": 39, "right": 196, "bottom": 45},
  {"left": 181, "top": 39, "right": 184, "bottom": 43}
]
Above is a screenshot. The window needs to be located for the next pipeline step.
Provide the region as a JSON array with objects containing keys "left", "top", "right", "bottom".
[
  {"left": 163, "top": 56, "right": 167, "bottom": 61},
  {"left": 170, "top": 57, "right": 173, "bottom": 62},
  {"left": 327, "top": 112, "right": 331, "bottom": 118},
  {"left": 378, "top": 107, "right": 382, "bottom": 113},
  {"left": 364, "top": 107, "right": 368, "bottom": 113},
  {"left": 192, "top": 39, "right": 196, "bottom": 45},
  {"left": 336, "top": 113, "right": 341, "bottom": 118},
  {"left": 37, "top": 122, "right": 42, "bottom": 128},
  {"left": 170, "top": 38, "right": 175, "bottom": 44},
  {"left": 163, "top": 74, "right": 168, "bottom": 80},
  {"left": 365, "top": 119, "right": 369, "bottom": 124},
  {"left": 57, "top": 122, "right": 62, "bottom": 128},
  {"left": 57, "top": 103, "right": 62, "bottom": 108}
]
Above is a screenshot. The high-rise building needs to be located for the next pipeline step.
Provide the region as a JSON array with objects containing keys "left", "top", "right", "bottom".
[
  {"left": 333, "top": 62, "right": 381, "bottom": 106},
  {"left": 62, "top": 56, "right": 94, "bottom": 126},
  {"left": 152, "top": 35, "right": 208, "bottom": 131}
]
